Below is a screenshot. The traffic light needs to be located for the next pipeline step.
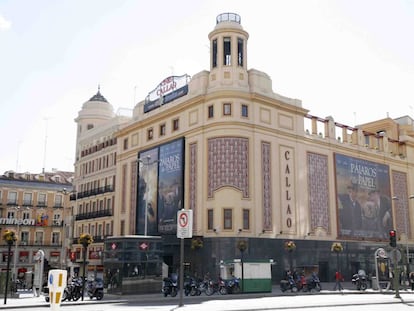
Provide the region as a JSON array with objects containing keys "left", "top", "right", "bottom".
[{"left": 389, "top": 230, "right": 397, "bottom": 247}]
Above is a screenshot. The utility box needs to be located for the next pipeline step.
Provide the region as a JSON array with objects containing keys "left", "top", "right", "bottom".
[{"left": 220, "top": 259, "right": 273, "bottom": 293}]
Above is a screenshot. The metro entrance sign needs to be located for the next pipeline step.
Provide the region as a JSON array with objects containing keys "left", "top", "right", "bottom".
[{"left": 177, "top": 209, "right": 193, "bottom": 239}]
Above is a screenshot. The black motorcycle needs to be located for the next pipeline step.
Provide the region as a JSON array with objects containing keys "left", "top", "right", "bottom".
[
  {"left": 306, "top": 272, "right": 321, "bottom": 292},
  {"left": 162, "top": 274, "right": 178, "bottom": 297},
  {"left": 86, "top": 278, "right": 104, "bottom": 300},
  {"left": 352, "top": 270, "right": 368, "bottom": 291},
  {"left": 225, "top": 277, "right": 241, "bottom": 294},
  {"left": 280, "top": 274, "right": 298, "bottom": 292},
  {"left": 62, "top": 277, "right": 83, "bottom": 301}
]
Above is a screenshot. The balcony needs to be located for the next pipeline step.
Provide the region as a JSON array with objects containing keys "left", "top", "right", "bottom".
[
  {"left": 75, "top": 209, "right": 113, "bottom": 220},
  {"left": 71, "top": 185, "right": 114, "bottom": 200}
]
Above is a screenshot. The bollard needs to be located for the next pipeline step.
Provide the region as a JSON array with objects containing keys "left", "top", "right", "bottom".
[{"left": 48, "top": 269, "right": 67, "bottom": 311}]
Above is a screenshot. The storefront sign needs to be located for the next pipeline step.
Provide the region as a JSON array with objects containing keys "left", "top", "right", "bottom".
[{"left": 0, "top": 217, "right": 35, "bottom": 226}]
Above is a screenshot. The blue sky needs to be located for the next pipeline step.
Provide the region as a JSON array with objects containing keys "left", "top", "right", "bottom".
[{"left": 0, "top": 0, "right": 413, "bottom": 174}]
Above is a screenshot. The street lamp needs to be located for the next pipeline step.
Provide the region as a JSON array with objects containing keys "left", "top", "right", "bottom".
[{"left": 12, "top": 206, "right": 20, "bottom": 284}]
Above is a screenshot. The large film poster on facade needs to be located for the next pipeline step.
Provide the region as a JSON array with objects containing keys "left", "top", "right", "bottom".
[
  {"left": 158, "top": 139, "right": 184, "bottom": 234},
  {"left": 335, "top": 154, "right": 393, "bottom": 240},
  {"left": 137, "top": 148, "right": 159, "bottom": 236}
]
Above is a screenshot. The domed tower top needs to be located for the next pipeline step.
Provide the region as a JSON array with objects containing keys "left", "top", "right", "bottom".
[
  {"left": 208, "top": 13, "right": 249, "bottom": 89},
  {"left": 74, "top": 86, "right": 115, "bottom": 140}
]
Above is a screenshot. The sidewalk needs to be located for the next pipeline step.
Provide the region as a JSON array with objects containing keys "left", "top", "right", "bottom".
[{"left": 1, "top": 282, "right": 411, "bottom": 310}]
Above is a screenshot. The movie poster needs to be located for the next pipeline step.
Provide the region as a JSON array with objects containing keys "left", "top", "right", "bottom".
[
  {"left": 335, "top": 154, "right": 393, "bottom": 239},
  {"left": 157, "top": 139, "right": 184, "bottom": 234},
  {"left": 136, "top": 148, "right": 159, "bottom": 236}
]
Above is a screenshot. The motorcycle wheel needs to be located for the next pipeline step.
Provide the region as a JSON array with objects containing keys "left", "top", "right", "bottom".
[
  {"left": 360, "top": 283, "right": 367, "bottom": 291},
  {"left": 219, "top": 286, "right": 227, "bottom": 295},
  {"left": 72, "top": 291, "right": 81, "bottom": 301},
  {"left": 171, "top": 287, "right": 177, "bottom": 297},
  {"left": 291, "top": 286, "right": 298, "bottom": 292},
  {"left": 96, "top": 291, "right": 104, "bottom": 300},
  {"left": 190, "top": 288, "right": 197, "bottom": 296},
  {"left": 206, "top": 286, "right": 214, "bottom": 296},
  {"left": 232, "top": 286, "right": 241, "bottom": 294}
]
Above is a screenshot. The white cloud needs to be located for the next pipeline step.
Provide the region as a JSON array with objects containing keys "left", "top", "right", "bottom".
[{"left": 0, "top": 14, "right": 11, "bottom": 31}]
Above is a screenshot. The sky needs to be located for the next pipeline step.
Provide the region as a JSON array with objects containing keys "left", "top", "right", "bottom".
[{"left": 0, "top": 0, "right": 413, "bottom": 174}]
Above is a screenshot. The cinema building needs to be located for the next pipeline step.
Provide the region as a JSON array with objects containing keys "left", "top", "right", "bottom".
[{"left": 72, "top": 13, "right": 414, "bottom": 292}]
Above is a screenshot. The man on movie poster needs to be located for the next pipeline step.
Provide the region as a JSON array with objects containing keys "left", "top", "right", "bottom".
[
  {"left": 335, "top": 154, "right": 393, "bottom": 239},
  {"left": 158, "top": 139, "right": 184, "bottom": 234},
  {"left": 137, "top": 148, "right": 159, "bottom": 236}
]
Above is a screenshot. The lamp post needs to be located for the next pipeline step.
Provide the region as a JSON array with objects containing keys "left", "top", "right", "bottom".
[
  {"left": 3, "top": 229, "right": 17, "bottom": 305},
  {"left": 11, "top": 206, "right": 20, "bottom": 284},
  {"left": 237, "top": 240, "right": 247, "bottom": 293},
  {"left": 78, "top": 233, "right": 93, "bottom": 301},
  {"left": 331, "top": 242, "right": 343, "bottom": 291}
]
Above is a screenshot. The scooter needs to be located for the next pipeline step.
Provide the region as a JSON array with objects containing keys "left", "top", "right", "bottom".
[
  {"left": 162, "top": 274, "right": 178, "bottom": 297},
  {"left": 351, "top": 270, "right": 368, "bottom": 291},
  {"left": 306, "top": 272, "right": 321, "bottom": 292},
  {"left": 280, "top": 274, "right": 298, "bottom": 292},
  {"left": 86, "top": 278, "right": 104, "bottom": 300}
]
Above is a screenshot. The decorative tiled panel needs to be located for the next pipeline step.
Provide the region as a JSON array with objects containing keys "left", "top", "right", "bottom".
[
  {"left": 207, "top": 137, "right": 249, "bottom": 198},
  {"left": 307, "top": 152, "right": 330, "bottom": 232},
  {"left": 130, "top": 161, "right": 138, "bottom": 234},
  {"left": 392, "top": 170, "right": 409, "bottom": 235},
  {"left": 262, "top": 142, "right": 272, "bottom": 230},
  {"left": 190, "top": 142, "right": 197, "bottom": 230}
]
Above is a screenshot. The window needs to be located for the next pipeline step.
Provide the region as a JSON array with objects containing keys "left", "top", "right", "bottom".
[
  {"left": 53, "top": 214, "right": 61, "bottom": 226},
  {"left": 52, "top": 232, "right": 60, "bottom": 245},
  {"left": 54, "top": 194, "right": 63, "bottom": 208},
  {"left": 238, "top": 38, "right": 244, "bottom": 66},
  {"left": 208, "top": 105, "right": 214, "bottom": 118},
  {"left": 243, "top": 209, "right": 250, "bottom": 230},
  {"left": 241, "top": 104, "right": 248, "bottom": 117},
  {"left": 22, "top": 211, "right": 30, "bottom": 220},
  {"left": 123, "top": 138, "right": 128, "bottom": 150},
  {"left": 7, "top": 191, "right": 17, "bottom": 205},
  {"left": 7, "top": 211, "right": 15, "bottom": 218},
  {"left": 35, "top": 232, "right": 43, "bottom": 245},
  {"left": 147, "top": 128, "right": 154, "bottom": 140},
  {"left": 38, "top": 193, "right": 46, "bottom": 206},
  {"left": 223, "top": 208, "right": 233, "bottom": 230},
  {"left": 87, "top": 124, "right": 94, "bottom": 130},
  {"left": 160, "top": 124, "right": 166, "bottom": 136},
  {"left": 223, "top": 37, "right": 231, "bottom": 65},
  {"left": 223, "top": 103, "right": 232, "bottom": 116},
  {"left": 23, "top": 193, "right": 32, "bottom": 206},
  {"left": 207, "top": 209, "right": 214, "bottom": 230},
  {"left": 21, "top": 232, "right": 29, "bottom": 245},
  {"left": 172, "top": 118, "right": 179, "bottom": 131},
  {"left": 212, "top": 39, "right": 217, "bottom": 68}
]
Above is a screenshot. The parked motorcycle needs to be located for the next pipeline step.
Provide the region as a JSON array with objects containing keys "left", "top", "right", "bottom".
[
  {"left": 86, "top": 277, "right": 104, "bottom": 300},
  {"left": 306, "top": 272, "right": 321, "bottom": 292},
  {"left": 205, "top": 277, "right": 227, "bottom": 295},
  {"left": 225, "top": 277, "right": 241, "bottom": 294},
  {"left": 280, "top": 274, "right": 298, "bottom": 292},
  {"left": 162, "top": 274, "right": 178, "bottom": 297},
  {"left": 62, "top": 277, "right": 83, "bottom": 301},
  {"left": 352, "top": 270, "right": 368, "bottom": 291}
]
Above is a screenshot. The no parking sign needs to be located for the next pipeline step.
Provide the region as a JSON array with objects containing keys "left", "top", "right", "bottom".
[{"left": 177, "top": 209, "right": 193, "bottom": 238}]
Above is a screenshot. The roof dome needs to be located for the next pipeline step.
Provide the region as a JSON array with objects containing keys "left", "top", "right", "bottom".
[{"left": 88, "top": 87, "right": 108, "bottom": 103}]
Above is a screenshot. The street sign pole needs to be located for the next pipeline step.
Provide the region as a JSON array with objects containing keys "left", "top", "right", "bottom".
[{"left": 177, "top": 209, "right": 193, "bottom": 308}]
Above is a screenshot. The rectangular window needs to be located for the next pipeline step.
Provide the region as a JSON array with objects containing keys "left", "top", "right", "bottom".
[
  {"left": 208, "top": 105, "right": 214, "bottom": 118},
  {"left": 223, "top": 208, "right": 233, "bottom": 230},
  {"left": 123, "top": 138, "right": 128, "bottom": 150},
  {"left": 23, "top": 193, "right": 32, "bottom": 206},
  {"left": 243, "top": 209, "right": 250, "bottom": 230},
  {"left": 238, "top": 38, "right": 244, "bottom": 66},
  {"left": 38, "top": 193, "right": 46, "bottom": 206},
  {"left": 7, "top": 191, "right": 17, "bottom": 205},
  {"left": 35, "top": 232, "right": 43, "bottom": 245},
  {"left": 223, "top": 37, "right": 231, "bottom": 65},
  {"left": 172, "top": 118, "right": 179, "bottom": 131},
  {"left": 21, "top": 232, "right": 29, "bottom": 245},
  {"left": 7, "top": 211, "right": 15, "bottom": 218},
  {"left": 223, "top": 103, "right": 232, "bottom": 116},
  {"left": 52, "top": 232, "right": 60, "bottom": 245},
  {"left": 207, "top": 209, "right": 214, "bottom": 230},
  {"left": 241, "top": 104, "right": 248, "bottom": 117},
  {"left": 22, "top": 211, "right": 30, "bottom": 220},
  {"left": 147, "top": 128, "right": 154, "bottom": 140},
  {"left": 54, "top": 194, "right": 63, "bottom": 208},
  {"left": 212, "top": 39, "right": 217, "bottom": 68},
  {"left": 53, "top": 214, "right": 61, "bottom": 226},
  {"left": 160, "top": 124, "right": 166, "bottom": 136}
]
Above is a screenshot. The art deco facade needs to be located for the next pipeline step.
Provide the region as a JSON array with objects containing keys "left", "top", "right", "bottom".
[
  {"left": 70, "top": 13, "right": 414, "bottom": 287},
  {"left": 0, "top": 170, "right": 73, "bottom": 284}
]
